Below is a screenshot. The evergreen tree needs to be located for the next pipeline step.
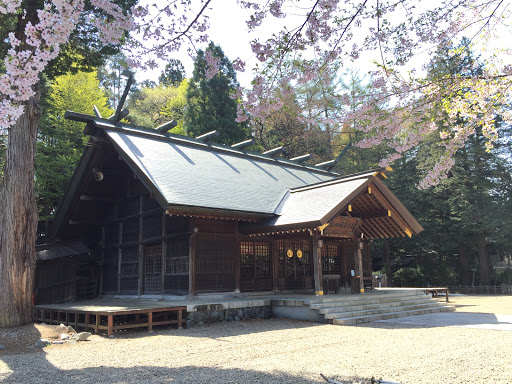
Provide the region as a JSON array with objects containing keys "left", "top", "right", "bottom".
[
  {"left": 159, "top": 59, "right": 186, "bottom": 87},
  {"left": 36, "top": 71, "right": 113, "bottom": 220},
  {"left": 184, "top": 42, "right": 248, "bottom": 145},
  {"left": 380, "top": 41, "right": 512, "bottom": 286}
]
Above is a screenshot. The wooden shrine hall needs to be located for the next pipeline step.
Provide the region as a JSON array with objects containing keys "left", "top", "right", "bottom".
[{"left": 35, "top": 108, "right": 423, "bottom": 305}]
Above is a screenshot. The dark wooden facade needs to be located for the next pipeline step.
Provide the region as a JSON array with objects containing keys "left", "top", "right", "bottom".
[{"left": 35, "top": 111, "right": 422, "bottom": 303}]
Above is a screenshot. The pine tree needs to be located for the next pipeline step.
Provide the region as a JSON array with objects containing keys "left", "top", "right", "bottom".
[{"left": 184, "top": 42, "right": 248, "bottom": 145}]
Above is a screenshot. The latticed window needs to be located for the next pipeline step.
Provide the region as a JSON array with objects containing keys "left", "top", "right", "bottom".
[
  {"left": 277, "top": 239, "right": 313, "bottom": 289},
  {"left": 322, "top": 244, "right": 341, "bottom": 275},
  {"left": 240, "top": 240, "right": 272, "bottom": 291},
  {"left": 195, "top": 236, "right": 236, "bottom": 292}
]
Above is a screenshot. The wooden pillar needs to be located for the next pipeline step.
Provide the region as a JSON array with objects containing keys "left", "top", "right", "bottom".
[
  {"left": 272, "top": 239, "right": 279, "bottom": 291},
  {"left": 117, "top": 222, "right": 123, "bottom": 296},
  {"left": 99, "top": 225, "right": 105, "bottom": 298},
  {"left": 312, "top": 232, "right": 323, "bottom": 295},
  {"left": 161, "top": 212, "right": 167, "bottom": 296},
  {"left": 107, "top": 315, "right": 113, "bottom": 336},
  {"left": 235, "top": 223, "right": 240, "bottom": 293},
  {"left": 138, "top": 195, "right": 144, "bottom": 296},
  {"left": 353, "top": 233, "right": 364, "bottom": 293},
  {"left": 148, "top": 311, "right": 153, "bottom": 333},
  {"left": 189, "top": 229, "right": 197, "bottom": 296}
]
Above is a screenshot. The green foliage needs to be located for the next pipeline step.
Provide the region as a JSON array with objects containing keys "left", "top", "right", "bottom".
[
  {"left": 252, "top": 86, "right": 331, "bottom": 161},
  {"left": 392, "top": 267, "right": 425, "bottom": 287},
  {"left": 184, "top": 42, "right": 248, "bottom": 145},
  {"left": 97, "top": 53, "right": 135, "bottom": 110},
  {"left": 36, "top": 70, "right": 113, "bottom": 219},
  {"left": 126, "top": 80, "right": 188, "bottom": 135},
  {"left": 159, "top": 59, "right": 186, "bottom": 87},
  {"left": 378, "top": 43, "right": 512, "bottom": 286}
]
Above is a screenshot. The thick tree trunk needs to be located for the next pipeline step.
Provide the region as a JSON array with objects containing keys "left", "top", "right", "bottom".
[
  {"left": 477, "top": 235, "right": 489, "bottom": 286},
  {"left": 0, "top": 93, "right": 40, "bottom": 327},
  {"left": 458, "top": 243, "right": 470, "bottom": 286}
]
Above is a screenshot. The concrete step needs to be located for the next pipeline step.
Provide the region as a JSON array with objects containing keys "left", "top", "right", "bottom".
[
  {"left": 317, "top": 297, "right": 437, "bottom": 314},
  {"left": 308, "top": 291, "right": 425, "bottom": 305},
  {"left": 324, "top": 301, "right": 447, "bottom": 320},
  {"left": 309, "top": 294, "right": 432, "bottom": 310},
  {"left": 332, "top": 305, "right": 455, "bottom": 325}
]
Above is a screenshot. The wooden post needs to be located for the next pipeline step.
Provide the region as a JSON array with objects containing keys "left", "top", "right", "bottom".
[
  {"left": 161, "top": 212, "right": 167, "bottom": 296},
  {"left": 356, "top": 238, "right": 364, "bottom": 293},
  {"left": 95, "top": 314, "right": 100, "bottom": 333},
  {"left": 189, "top": 227, "right": 197, "bottom": 296},
  {"left": 178, "top": 308, "right": 183, "bottom": 328},
  {"left": 235, "top": 224, "right": 240, "bottom": 293},
  {"left": 148, "top": 311, "right": 153, "bottom": 333},
  {"left": 117, "top": 222, "right": 123, "bottom": 296},
  {"left": 107, "top": 315, "right": 113, "bottom": 336},
  {"left": 138, "top": 195, "right": 144, "bottom": 296},
  {"left": 99, "top": 225, "right": 105, "bottom": 298},
  {"left": 312, "top": 232, "right": 323, "bottom": 295},
  {"left": 272, "top": 239, "right": 279, "bottom": 291}
]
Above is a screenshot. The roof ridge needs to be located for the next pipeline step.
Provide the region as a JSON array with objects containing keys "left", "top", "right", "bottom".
[
  {"left": 93, "top": 118, "right": 339, "bottom": 176},
  {"left": 289, "top": 169, "right": 385, "bottom": 193}
]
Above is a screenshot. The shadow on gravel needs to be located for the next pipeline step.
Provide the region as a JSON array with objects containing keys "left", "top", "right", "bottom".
[
  {"left": 1, "top": 351, "right": 371, "bottom": 384},
  {"left": 108, "top": 317, "right": 321, "bottom": 340},
  {"left": 359, "top": 312, "right": 512, "bottom": 330}
]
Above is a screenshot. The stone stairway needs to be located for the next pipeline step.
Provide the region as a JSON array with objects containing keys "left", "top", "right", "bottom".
[{"left": 309, "top": 290, "right": 455, "bottom": 325}]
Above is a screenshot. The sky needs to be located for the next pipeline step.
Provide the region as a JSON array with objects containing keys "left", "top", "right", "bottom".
[{"left": 135, "top": 1, "right": 512, "bottom": 88}]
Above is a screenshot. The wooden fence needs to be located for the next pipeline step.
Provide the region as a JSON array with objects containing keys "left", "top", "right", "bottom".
[{"left": 447, "top": 285, "right": 512, "bottom": 295}]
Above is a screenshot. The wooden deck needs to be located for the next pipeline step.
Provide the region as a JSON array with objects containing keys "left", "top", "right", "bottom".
[{"left": 33, "top": 299, "right": 185, "bottom": 336}]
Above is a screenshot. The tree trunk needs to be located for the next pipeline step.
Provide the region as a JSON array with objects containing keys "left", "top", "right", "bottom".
[
  {"left": 477, "top": 235, "right": 489, "bottom": 286},
  {"left": 458, "top": 243, "right": 470, "bottom": 286},
  {"left": 0, "top": 92, "right": 40, "bottom": 327}
]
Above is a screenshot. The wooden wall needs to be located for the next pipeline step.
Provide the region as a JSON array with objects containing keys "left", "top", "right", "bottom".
[{"left": 101, "top": 176, "right": 190, "bottom": 296}]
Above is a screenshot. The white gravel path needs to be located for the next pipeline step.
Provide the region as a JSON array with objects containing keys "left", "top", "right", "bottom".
[{"left": 1, "top": 295, "right": 511, "bottom": 384}]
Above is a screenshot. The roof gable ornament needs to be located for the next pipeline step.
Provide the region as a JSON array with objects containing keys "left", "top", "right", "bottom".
[
  {"left": 262, "top": 146, "right": 285, "bottom": 158},
  {"left": 195, "top": 130, "right": 219, "bottom": 142}
]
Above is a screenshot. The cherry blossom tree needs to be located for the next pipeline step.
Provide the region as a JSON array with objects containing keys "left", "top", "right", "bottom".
[{"left": 0, "top": 0, "right": 510, "bottom": 326}]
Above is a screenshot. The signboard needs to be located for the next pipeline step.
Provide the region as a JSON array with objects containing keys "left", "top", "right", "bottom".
[{"left": 322, "top": 216, "right": 360, "bottom": 238}]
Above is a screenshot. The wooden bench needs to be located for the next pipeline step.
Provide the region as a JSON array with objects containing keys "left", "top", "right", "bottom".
[
  {"left": 350, "top": 276, "right": 375, "bottom": 293},
  {"left": 323, "top": 274, "right": 341, "bottom": 294},
  {"left": 424, "top": 288, "right": 449, "bottom": 302}
]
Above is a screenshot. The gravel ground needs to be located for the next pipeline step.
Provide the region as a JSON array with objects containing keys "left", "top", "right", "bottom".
[{"left": 1, "top": 295, "right": 512, "bottom": 384}]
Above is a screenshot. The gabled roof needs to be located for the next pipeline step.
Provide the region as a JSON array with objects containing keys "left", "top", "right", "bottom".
[
  {"left": 241, "top": 170, "right": 423, "bottom": 238},
  {"left": 106, "top": 127, "right": 336, "bottom": 216},
  {"left": 53, "top": 111, "right": 423, "bottom": 240}
]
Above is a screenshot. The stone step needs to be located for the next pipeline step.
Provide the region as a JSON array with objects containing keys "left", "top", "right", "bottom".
[
  {"left": 308, "top": 291, "right": 424, "bottom": 305},
  {"left": 331, "top": 305, "right": 455, "bottom": 325},
  {"left": 309, "top": 294, "right": 431, "bottom": 310},
  {"left": 317, "top": 297, "right": 439, "bottom": 315},
  {"left": 323, "top": 301, "right": 447, "bottom": 320}
]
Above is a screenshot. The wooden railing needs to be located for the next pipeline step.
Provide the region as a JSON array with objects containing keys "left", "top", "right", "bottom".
[{"left": 447, "top": 285, "right": 512, "bottom": 294}]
